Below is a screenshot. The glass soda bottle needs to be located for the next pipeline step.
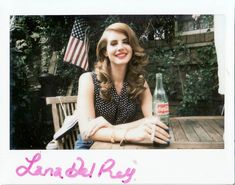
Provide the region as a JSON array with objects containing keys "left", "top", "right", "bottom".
[{"left": 152, "top": 73, "right": 170, "bottom": 147}]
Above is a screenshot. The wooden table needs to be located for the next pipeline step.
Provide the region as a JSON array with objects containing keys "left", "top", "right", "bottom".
[{"left": 91, "top": 116, "right": 224, "bottom": 149}]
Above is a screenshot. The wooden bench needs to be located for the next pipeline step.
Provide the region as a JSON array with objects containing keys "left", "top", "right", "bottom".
[{"left": 46, "top": 96, "right": 79, "bottom": 149}]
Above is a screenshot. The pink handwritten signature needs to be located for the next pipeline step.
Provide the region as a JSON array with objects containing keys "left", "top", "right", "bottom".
[{"left": 16, "top": 152, "right": 136, "bottom": 184}]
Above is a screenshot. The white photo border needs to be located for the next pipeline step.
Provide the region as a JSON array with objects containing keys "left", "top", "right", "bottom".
[{"left": 0, "top": 0, "right": 234, "bottom": 184}]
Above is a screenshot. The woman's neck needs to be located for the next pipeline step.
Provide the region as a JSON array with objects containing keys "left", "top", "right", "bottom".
[{"left": 110, "top": 64, "right": 127, "bottom": 84}]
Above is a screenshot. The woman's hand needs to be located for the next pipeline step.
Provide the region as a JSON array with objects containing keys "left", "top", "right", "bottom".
[
  {"left": 125, "top": 116, "right": 170, "bottom": 144},
  {"left": 83, "top": 116, "right": 113, "bottom": 140}
]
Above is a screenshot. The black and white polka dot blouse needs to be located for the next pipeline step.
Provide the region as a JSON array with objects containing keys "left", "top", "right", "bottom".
[{"left": 91, "top": 72, "right": 139, "bottom": 125}]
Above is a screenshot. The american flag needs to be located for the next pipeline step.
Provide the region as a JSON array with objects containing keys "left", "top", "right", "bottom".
[{"left": 63, "top": 18, "right": 89, "bottom": 71}]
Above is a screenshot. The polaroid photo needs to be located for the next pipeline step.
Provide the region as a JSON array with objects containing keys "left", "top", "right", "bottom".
[{"left": 0, "top": 0, "right": 234, "bottom": 184}]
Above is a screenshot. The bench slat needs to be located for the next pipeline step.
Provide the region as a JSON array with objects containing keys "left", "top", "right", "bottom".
[
  {"left": 46, "top": 96, "right": 79, "bottom": 150},
  {"left": 46, "top": 96, "right": 77, "bottom": 105}
]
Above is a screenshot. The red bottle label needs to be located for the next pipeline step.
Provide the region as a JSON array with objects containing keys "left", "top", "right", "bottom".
[{"left": 155, "top": 103, "right": 169, "bottom": 116}]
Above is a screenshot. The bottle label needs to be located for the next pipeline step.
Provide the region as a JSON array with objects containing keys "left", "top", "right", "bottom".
[{"left": 155, "top": 103, "right": 169, "bottom": 116}]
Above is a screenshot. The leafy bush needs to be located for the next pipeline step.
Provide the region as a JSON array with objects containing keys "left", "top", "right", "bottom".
[
  {"left": 178, "top": 45, "right": 219, "bottom": 115},
  {"left": 146, "top": 39, "right": 220, "bottom": 116}
]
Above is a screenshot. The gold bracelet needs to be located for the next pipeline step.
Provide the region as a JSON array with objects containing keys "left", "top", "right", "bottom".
[
  {"left": 110, "top": 128, "right": 116, "bottom": 143},
  {"left": 120, "top": 129, "right": 129, "bottom": 146}
]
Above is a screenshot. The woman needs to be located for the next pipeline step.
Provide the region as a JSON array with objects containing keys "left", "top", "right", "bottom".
[{"left": 75, "top": 22, "right": 170, "bottom": 149}]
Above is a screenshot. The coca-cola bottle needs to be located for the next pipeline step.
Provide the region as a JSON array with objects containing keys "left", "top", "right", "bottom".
[{"left": 152, "top": 73, "right": 170, "bottom": 147}]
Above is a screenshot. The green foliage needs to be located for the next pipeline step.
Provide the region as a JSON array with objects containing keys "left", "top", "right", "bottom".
[
  {"left": 147, "top": 37, "right": 219, "bottom": 116},
  {"left": 178, "top": 45, "right": 218, "bottom": 115},
  {"left": 198, "top": 15, "right": 214, "bottom": 29},
  {"left": 147, "top": 39, "right": 191, "bottom": 101},
  {"left": 10, "top": 16, "right": 75, "bottom": 149}
]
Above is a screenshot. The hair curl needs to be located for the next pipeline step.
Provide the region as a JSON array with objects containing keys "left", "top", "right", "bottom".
[{"left": 95, "top": 22, "right": 148, "bottom": 101}]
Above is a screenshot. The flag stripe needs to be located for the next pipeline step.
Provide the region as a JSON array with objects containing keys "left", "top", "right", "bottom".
[
  {"left": 63, "top": 18, "right": 89, "bottom": 70},
  {"left": 64, "top": 37, "right": 75, "bottom": 61},
  {"left": 83, "top": 46, "right": 89, "bottom": 70},
  {"left": 72, "top": 41, "right": 83, "bottom": 65},
  {"left": 64, "top": 37, "right": 72, "bottom": 60},
  {"left": 66, "top": 38, "right": 77, "bottom": 62},
  {"left": 68, "top": 38, "right": 79, "bottom": 62},
  {"left": 84, "top": 59, "right": 88, "bottom": 71},
  {"left": 79, "top": 50, "right": 87, "bottom": 69},
  {"left": 84, "top": 57, "right": 88, "bottom": 71},
  {"left": 81, "top": 49, "right": 88, "bottom": 69},
  {"left": 75, "top": 43, "right": 86, "bottom": 66}
]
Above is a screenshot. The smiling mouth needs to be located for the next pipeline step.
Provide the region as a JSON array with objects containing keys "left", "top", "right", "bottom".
[{"left": 115, "top": 53, "right": 127, "bottom": 58}]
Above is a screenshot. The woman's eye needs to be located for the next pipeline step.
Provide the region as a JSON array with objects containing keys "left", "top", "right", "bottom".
[
  {"left": 123, "top": 40, "right": 129, "bottom": 44},
  {"left": 109, "top": 40, "right": 129, "bottom": 46}
]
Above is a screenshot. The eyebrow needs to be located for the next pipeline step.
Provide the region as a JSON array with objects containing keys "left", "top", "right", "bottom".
[{"left": 110, "top": 37, "right": 128, "bottom": 43}]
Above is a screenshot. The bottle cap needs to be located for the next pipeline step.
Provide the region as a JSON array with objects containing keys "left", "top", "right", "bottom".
[{"left": 156, "top": 73, "right": 162, "bottom": 78}]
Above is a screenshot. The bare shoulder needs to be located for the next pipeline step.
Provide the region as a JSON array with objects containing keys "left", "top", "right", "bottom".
[
  {"left": 144, "top": 80, "right": 150, "bottom": 88},
  {"left": 79, "top": 72, "right": 93, "bottom": 83},
  {"left": 79, "top": 72, "right": 92, "bottom": 81},
  {"left": 79, "top": 72, "right": 94, "bottom": 90}
]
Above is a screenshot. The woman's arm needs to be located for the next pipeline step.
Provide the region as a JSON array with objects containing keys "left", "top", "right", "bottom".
[
  {"left": 77, "top": 72, "right": 96, "bottom": 138},
  {"left": 77, "top": 72, "right": 137, "bottom": 141},
  {"left": 77, "top": 73, "right": 146, "bottom": 141},
  {"left": 78, "top": 74, "right": 169, "bottom": 144},
  {"left": 87, "top": 80, "right": 169, "bottom": 144},
  {"left": 90, "top": 116, "right": 170, "bottom": 144}
]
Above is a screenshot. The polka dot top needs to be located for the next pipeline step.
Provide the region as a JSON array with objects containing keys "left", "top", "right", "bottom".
[{"left": 91, "top": 72, "right": 139, "bottom": 125}]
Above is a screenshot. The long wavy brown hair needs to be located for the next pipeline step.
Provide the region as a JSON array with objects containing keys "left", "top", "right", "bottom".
[{"left": 95, "top": 22, "right": 148, "bottom": 101}]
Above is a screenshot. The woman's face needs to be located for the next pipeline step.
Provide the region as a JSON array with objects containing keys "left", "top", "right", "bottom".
[{"left": 105, "top": 30, "right": 133, "bottom": 66}]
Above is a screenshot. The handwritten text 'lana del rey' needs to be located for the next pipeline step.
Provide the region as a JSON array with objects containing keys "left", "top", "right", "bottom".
[{"left": 15, "top": 152, "right": 136, "bottom": 184}]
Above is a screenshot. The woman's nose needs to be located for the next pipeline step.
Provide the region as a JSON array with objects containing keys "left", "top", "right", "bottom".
[{"left": 117, "top": 43, "right": 124, "bottom": 50}]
